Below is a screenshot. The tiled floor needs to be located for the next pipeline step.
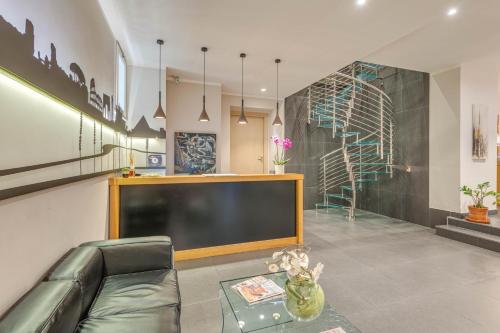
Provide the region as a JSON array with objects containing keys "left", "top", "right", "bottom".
[{"left": 177, "top": 209, "right": 500, "bottom": 333}]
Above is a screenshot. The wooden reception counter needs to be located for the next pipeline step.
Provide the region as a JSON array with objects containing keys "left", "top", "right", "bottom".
[{"left": 109, "top": 174, "right": 303, "bottom": 261}]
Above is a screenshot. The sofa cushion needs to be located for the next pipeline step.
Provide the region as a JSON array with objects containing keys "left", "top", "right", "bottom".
[
  {"left": 75, "top": 306, "right": 180, "bottom": 333},
  {"left": 88, "top": 269, "right": 180, "bottom": 318},
  {"left": 47, "top": 246, "right": 103, "bottom": 315},
  {"left": 80, "top": 236, "right": 173, "bottom": 276},
  {"left": 0, "top": 281, "right": 81, "bottom": 333}
]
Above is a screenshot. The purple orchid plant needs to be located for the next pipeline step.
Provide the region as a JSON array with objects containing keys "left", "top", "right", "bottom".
[{"left": 272, "top": 136, "right": 293, "bottom": 165}]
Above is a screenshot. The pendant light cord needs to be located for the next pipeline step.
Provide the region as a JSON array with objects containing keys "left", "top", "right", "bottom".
[
  {"left": 158, "top": 43, "right": 162, "bottom": 95},
  {"left": 241, "top": 56, "right": 244, "bottom": 102},
  {"left": 203, "top": 50, "right": 206, "bottom": 96},
  {"left": 276, "top": 61, "right": 279, "bottom": 106}
]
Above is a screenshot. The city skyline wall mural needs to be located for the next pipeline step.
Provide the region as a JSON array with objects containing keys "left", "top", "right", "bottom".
[
  {"left": 0, "top": 14, "right": 165, "bottom": 199},
  {"left": 174, "top": 132, "right": 216, "bottom": 174}
]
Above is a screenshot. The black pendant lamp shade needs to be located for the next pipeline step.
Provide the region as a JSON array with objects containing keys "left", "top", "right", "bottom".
[
  {"left": 238, "top": 53, "right": 248, "bottom": 124},
  {"left": 153, "top": 39, "right": 166, "bottom": 119},
  {"left": 198, "top": 47, "right": 210, "bottom": 122},
  {"left": 272, "top": 58, "right": 283, "bottom": 126}
]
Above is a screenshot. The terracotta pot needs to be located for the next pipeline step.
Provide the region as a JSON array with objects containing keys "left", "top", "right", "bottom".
[{"left": 465, "top": 206, "right": 490, "bottom": 224}]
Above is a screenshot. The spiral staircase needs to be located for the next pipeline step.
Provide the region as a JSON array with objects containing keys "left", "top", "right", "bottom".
[{"left": 308, "top": 62, "right": 395, "bottom": 221}]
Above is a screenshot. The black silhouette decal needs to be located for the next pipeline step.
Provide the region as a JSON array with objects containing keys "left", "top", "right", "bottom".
[{"left": 0, "top": 15, "right": 126, "bottom": 132}]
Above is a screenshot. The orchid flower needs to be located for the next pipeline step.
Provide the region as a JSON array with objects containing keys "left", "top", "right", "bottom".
[
  {"left": 272, "top": 136, "right": 293, "bottom": 166},
  {"left": 282, "top": 138, "right": 293, "bottom": 151},
  {"left": 271, "top": 135, "right": 281, "bottom": 145},
  {"left": 266, "top": 246, "right": 322, "bottom": 283}
]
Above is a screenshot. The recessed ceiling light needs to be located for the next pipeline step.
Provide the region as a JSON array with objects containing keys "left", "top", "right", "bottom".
[
  {"left": 260, "top": 88, "right": 267, "bottom": 92},
  {"left": 356, "top": 0, "right": 366, "bottom": 6},
  {"left": 447, "top": 7, "right": 458, "bottom": 16}
]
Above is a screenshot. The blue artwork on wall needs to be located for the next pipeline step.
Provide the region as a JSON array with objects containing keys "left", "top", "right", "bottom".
[{"left": 174, "top": 132, "right": 216, "bottom": 174}]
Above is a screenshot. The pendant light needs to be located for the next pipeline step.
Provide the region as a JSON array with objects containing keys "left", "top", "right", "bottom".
[
  {"left": 153, "top": 39, "right": 166, "bottom": 119},
  {"left": 198, "top": 47, "right": 210, "bottom": 122},
  {"left": 237, "top": 53, "right": 248, "bottom": 124},
  {"left": 272, "top": 58, "right": 283, "bottom": 126}
]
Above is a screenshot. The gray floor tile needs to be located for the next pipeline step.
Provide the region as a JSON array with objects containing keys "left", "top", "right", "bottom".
[{"left": 178, "top": 209, "right": 500, "bottom": 333}]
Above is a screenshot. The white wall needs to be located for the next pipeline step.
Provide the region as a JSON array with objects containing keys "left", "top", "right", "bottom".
[
  {"left": 165, "top": 80, "right": 222, "bottom": 174},
  {"left": 0, "top": 176, "right": 109, "bottom": 315},
  {"left": 429, "top": 68, "right": 461, "bottom": 212},
  {"left": 459, "top": 56, "right": 499, "bottom": 212},
  {"left": 128, "top": 66, "right": 167, "bottom": 132},
  {"left": 429, "top": 56, "right": 499, "bottom": 213},
  {"left": 0, "top": 0, "right": 116, "bottom": 315},
  {"left": 128, "top": 65, "right": 284, "bottom": 174},
  {"left": 221, "top": 94, "right": 284, "bottom": 173}
]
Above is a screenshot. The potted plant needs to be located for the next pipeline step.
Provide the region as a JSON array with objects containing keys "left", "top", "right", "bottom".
[
  {"left": 459, "top": 182, "right": 499, "bottom": 224},
  {"left": 272, "top": 136, "right": 293, "bottom": 175},
  {"left": 266, "top": 246, "right": 325, "bottom": 321},
  {"left": 121, "top": 167, "right": 130, "bottom": 178}
]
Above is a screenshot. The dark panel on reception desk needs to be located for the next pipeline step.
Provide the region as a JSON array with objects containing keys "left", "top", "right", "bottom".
[
  {"left": 119, "top": 181, "right": 296, "bottom": 251},
  {"left": 109, "top": 174, "right": 304, "bottom": 260}
]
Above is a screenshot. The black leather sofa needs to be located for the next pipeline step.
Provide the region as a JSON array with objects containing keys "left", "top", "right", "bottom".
[{"left": 0, "top": 236, "right": 181, "bottom": 333}]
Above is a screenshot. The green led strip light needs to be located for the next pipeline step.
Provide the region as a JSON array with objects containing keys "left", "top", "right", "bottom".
[{"left": 0, "top": 65, "right": 121, "bottom": 133}]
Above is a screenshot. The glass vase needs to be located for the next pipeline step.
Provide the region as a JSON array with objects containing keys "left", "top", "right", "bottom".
[{"left": 284, "top": 277, "right": 325, "bottom": 322}]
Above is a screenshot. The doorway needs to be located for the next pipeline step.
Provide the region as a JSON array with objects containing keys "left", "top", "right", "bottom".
[{"left": 230, "top": 110, "right": 268, "bottom": 174}]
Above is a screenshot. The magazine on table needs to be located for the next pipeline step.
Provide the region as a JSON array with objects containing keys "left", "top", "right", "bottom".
[{"left": 232, "top": 276, "right": 285, "bottom": 304}]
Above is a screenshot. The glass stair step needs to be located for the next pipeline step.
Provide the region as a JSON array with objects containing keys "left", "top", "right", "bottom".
[
  {"left": 346, "top": 140, "right": 379, "bottom": 147},
  {"left": 350, "top": 153, "right": 390, "bottom": 157},
  {"left": 340, "top": 186, "right": 353, "bottom": 191},
  {"left": 315, "top": 122, "right": 345, "bottom": 129},
  {"left": 361, "top": 63, "right": 384, "bottom": 70},
  {"left": 353, "top": 171, "right": 388, "bottom": 175},
  {"left": 351, "top": 162, "right": 387, "bottom": 166},
  {"left": 355, "top": 178, "right": 377, "bottom": 183},
  {"left": 315, "top": 203, "right": 349, "bottom": 210},
  {"left": 357, "top": 72, "right": 378, "bottom": 81},
  {"left": 326, "top": 193, "right": 352, "bottom": 201},
  {"left": 336, "top": 132, "right": 359, "bottom": 138}
]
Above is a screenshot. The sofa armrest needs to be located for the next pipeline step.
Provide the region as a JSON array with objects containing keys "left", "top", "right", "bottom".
[{"left": 80, "top": 236, "right": 173, "bottom": 276}]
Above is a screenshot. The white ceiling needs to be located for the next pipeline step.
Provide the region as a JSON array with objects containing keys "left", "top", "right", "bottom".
[{"left": 98, "top": 0, "right": 500, "bottom": 98}]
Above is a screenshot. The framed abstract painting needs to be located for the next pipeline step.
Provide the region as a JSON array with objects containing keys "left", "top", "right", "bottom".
[{"left": 174, "top": 132, "right": 216, "bottom": 174}]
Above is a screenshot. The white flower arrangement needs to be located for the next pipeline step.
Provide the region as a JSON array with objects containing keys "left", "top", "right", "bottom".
[{"left": 266, "top": 246, "right": 324, "bottom": 283}]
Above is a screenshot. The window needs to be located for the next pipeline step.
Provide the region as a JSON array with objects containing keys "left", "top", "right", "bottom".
[{"left": 115, "top": 42, "right": 127, "bottom": 120}]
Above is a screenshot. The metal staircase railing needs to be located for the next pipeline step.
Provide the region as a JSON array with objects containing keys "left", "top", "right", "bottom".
[{"left": 308, "top": 62, "right": 394, "bottom": 221}]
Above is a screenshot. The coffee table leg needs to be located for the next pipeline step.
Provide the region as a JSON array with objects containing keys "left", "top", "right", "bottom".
[{"left": 220, "top": 289, "right": 241, "bottom": 333}]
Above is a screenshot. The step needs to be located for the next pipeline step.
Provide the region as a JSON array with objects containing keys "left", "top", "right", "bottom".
[
  {"left": 357, "top": 73, "right": 378, "bottom": 81},
  {"left": 326, "top": 193, "right": 352, "bottom": 201},
  {"left": 350, "top": 162, "right": 387, "bottom": 166},
  {"left": 336, "top": 132, "right": 359, "bottom": 138},
  {"left": 353, "top": 171, "right": 388, "bottom": 175},
  {"left": 350, "top": 153, "right": 391, "bottom": 157},
  {"left": 340, "top": 185, "right": 353, "bottom": 191},
  {"left": 355, "top": 178, "right": 377, "bottom": 183},
  {"left": 315, "top": 203, "right": 349, "bottom": 210},
  {"left": 447, "top": 216, "right": 500, "bottom": 237},
  {"left": 435, "top": 224, "right": 500, "bottom": 253},
  {"left": 316, "top": 122, "right": 345, "bottom": 129},
  {"left": 346, "top": 140, "right": 379, "bottom": 147},
  {"left": 360, "top": 63, "right": 384, "bottom": 70}
]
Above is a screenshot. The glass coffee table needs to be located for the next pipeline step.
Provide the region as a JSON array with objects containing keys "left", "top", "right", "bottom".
[{"left": 219, "top": 272, "right": 361, "bottom": 333}]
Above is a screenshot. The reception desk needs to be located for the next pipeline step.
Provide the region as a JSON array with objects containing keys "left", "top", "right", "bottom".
[{"left": 109, "top": 174, "right": 303, "bottom": 261}]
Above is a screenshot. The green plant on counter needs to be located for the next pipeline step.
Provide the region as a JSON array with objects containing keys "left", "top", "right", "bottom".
[
  {"left": 120, "top": 167, "right": 130, "bottom": 174},
  {"left": 459, "top": 182, "right": 499, "bottom": 208}
]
